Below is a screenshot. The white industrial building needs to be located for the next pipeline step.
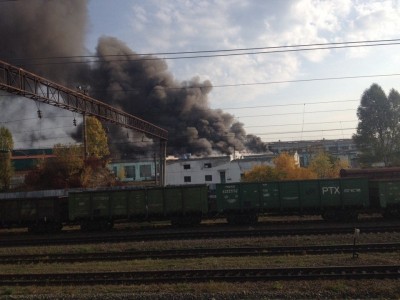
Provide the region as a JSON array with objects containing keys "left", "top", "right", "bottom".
[{"left": 166, "top": 153, "right": 275, "bottom": 185}]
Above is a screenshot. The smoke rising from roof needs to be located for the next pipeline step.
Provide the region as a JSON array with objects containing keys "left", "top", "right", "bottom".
[{"left": 0, "top": 1, "right": 267, "bottom": 156}]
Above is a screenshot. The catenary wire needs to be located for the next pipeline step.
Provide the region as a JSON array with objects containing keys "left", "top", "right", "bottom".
[{"left": 4, "top": 39, "right": 400, "bottom": 65}]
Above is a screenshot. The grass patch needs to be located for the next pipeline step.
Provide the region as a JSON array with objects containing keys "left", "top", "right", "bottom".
[
  {"left": 0, "top": 252, "right": 399, "bottom": 274},
  {"left": 0, "top": 288, "right": 13, "bottom": 296}
]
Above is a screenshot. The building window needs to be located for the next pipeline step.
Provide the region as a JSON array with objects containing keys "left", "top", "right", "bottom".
[
  {"left": 140, "top": 164, "right": 152, "bottom": 178},
  {"left": 183, "top": 164, "right": 191, "bottom": 170},
  {"left": 205, "top": 175, "right": 212, "bottom": 181},
  {"left": 184, "top": 176, "right": 191, "bottom": 183},
  {"left": 112, "top": 166, "right": 117, "bottom": 175},
  {"left": 204, "top": 163, "right": 212, "bottom": 168},
  {"left": 124, "top": 165, "right": 135, "bottom": 179},
  {"left": 328, "top": 146, "right": 338, "bottom": 152},
  {"left": 219, "top": 171, "right": 226, "bottom": 183}
]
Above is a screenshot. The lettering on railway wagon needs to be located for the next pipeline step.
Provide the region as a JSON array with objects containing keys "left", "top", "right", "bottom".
[
  {"left": 221, "top": 185, "right": 238, "bottom": 194},
  {"left": 226, "top": 198, "right": 237, "bottom": 204},
  {"left": 321, "top": 187, "right": 362, "bottom": 195},
  {"left": 322, "top": 186, "right": 340, "bottom": 195},
  {"left": 344, "top": 188, "right": 361, "bottom": 193}
]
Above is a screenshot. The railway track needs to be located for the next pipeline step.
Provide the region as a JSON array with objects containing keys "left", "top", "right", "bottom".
[
  {"left": 1, "top": 265, "right": 399, "bottom": 285},
  {"left": 1, "top": 243, "right": 399, "bottom": 264},
  {"left": 1, "top": 224, "right": 400, "bottom": 247}
]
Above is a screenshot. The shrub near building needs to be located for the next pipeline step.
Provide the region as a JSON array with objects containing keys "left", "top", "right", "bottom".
[{"left": 243, "top": 151, "right": 347, "bottom": 182}]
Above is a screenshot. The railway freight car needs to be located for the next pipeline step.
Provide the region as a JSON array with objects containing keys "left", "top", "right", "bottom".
[
  {"left": 0, "top": 189, "right": 69, "bottom": 233},
  {"left": 68, "top": 184, "right": 209, "bottom": 230},
  {"left": 340, "top": 167, "right": 400, "bottom": 179},
  {"left": 216, "top": 178, "right": 371, "bottom": 224},
  {"left": 369, "top": 179, "right": 400, "bottom": 218}
]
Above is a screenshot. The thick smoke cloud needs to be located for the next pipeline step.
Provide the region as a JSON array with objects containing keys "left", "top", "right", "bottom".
[
  {"left": 89, "top": 37, "right": 267, "bottom": 156},
  {"left": 0, "top": 0, "right": 90, "bottom": 148},
  {"left": 0, "top": 0, "right": 89, "bottom": 84},
  {"left": 0, "top": 1, "right": 267, "bottom": 157}
]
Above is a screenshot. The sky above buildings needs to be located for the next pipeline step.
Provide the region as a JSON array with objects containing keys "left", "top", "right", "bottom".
[
  {"left": 1, "top": 0, "right": 400, "bottom": 152},
  {"left": 85, "top": 0, "right": 400, "bottom": 142}
]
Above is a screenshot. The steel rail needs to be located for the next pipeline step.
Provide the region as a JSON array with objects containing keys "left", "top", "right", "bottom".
[
  {"left": 0, "top": 243, "right": 399, "bottom": 264},
  {"left": 1, "top": 265, "right": 399, "bottom": 285},
  {"left": 1, "top": 225, "right": 400, "bottom": 247}
]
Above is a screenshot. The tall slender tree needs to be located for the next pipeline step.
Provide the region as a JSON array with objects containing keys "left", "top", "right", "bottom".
[
  {"left": 353, "top": 83, "right": 400, "bottom": 166},
  {"left": 85, "top": 116, "right": 110, "bottom": 159},
  {"left": 0, "top": 127, "right": 14, "bottom": 191}
]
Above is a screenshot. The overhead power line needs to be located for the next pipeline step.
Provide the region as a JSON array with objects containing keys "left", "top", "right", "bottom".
[
  {"left": 238, "top": 108, "right": 355, "bottom": 119},
  {"left": 4, "top": 38, "right": 400, "bottom": 65},
  {"left": 210, "top": 73, "right": 400, "bottom": 89},
  {"left": 252, "top": 127, "right": 355, "bottom": 136},
  {"left": 245, "top": 120, "right": 357, "bottom": 128},
  {"left": 221, "top": 99, "right": 358, "bottom": 110},
  {"left": 0, "top": 72, "right": 399, "bottom": 95}
]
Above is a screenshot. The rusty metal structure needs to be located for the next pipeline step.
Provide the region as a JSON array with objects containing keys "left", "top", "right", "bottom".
[{"left": 0, "top": 59, "right": 168, "bottom": 185}]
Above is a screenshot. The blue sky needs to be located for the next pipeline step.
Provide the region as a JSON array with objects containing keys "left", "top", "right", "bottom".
[{"left": 85, "top": 0, "right": 400, "bottom": 143}]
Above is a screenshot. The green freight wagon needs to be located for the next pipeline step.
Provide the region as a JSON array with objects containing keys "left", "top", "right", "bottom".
[
  {"left": 216, "top": 178, "right": 369, "bottom": 224},
  {"left": 68, "top": 189, "right": 115, "bottom": 230},
  {"left": 69, "top": 188, "right": 151, "bottom": 230},
  {"left": 0, "top": 190, "right": 68, "bottom": 233},
  {"left": 163, "top": 185, "right": 209, "bottom": 225},
  {"left": 68, "top": 185, "right": 209, "bottom": 230},
  {"left": 371, "top": 179, "right": 400, "bottom": 218}
]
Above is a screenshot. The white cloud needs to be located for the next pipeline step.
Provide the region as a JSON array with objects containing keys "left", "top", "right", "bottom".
[
  {"left": 104, "top": 0, "right": 400, "bottom": 141},
  {"left": 131, "top": 4, "right": 148, "bottom": 32}
]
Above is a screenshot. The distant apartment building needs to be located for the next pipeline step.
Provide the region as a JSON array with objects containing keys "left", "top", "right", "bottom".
[
  {"left": 108, "top": 159, "right": 158, "bottom": 183},
  {"left": 268, "top": 138, "right": 359, "bottom": 167}
]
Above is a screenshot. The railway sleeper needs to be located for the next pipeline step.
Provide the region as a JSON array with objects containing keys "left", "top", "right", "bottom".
[
  {"left": 321, "top": 209, "right": 358, "bottom": 222},
  {"left": 80, "top": 219, "right": 114, "bottom": 231},
  {"left": 383, "top": 207, "right": 400, "bottom": 220},
  {"left": 28, "top": 220, "right": 63, "bottom": 234},
  {"left": 227, "top": 212, "right": 258, "bottom": 225},
  {"left": 170, "top": 214, "right": 202, "bottom": 227}
]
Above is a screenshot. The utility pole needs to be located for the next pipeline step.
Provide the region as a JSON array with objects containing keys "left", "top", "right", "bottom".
[
  {"left": 159, "top": 140, "right": 167, "bottom": 186},
  {"left": 83, "top": 113, "right": 88, "bottom": 160},
  {"left": 154, "top": 152, "right": 158, "bottom": 185}
]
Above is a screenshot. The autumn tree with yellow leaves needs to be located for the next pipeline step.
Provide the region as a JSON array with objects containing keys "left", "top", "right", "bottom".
[
  {"left": 243, "top": 151, "right": 350, "bottom": 182},
  {"left": 242, "top": 165, "right": 280, "bottom": 182},
  {"left": 242, "top": 152, "right": 316, "bottom": 182},
  {"left": 0, "top": 126, "right": 14, "bottom": 191},
  {"left": 85, "top": 116, "right": 110, "bottom": 159},
  {"left": 24, "top": 117, "right": 114, "bottom": 189},
  {"left": 273, "top": 152, "right": 316, "bottom": 180}
]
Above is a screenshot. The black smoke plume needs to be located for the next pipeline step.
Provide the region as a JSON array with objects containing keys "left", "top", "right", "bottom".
[{"left": 0, "top": 1, "right": 267, "bottom": 157}]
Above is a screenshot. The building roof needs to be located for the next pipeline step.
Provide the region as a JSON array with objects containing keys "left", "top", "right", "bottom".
[{"left": 11, "top": 149, "right": 54, "bottom": 172}]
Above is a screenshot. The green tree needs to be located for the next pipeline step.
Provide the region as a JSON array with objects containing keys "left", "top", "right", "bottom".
[
  {"left": 353, "top": 83, "right": 400, "bottom": 166},
  {"left": 86, "top": 116, "right": 110, "bottom": 160},
  {"left": 308, "top": 151, "right": 333, "bottom": 179},
  {"left": 25, "top": 143, "right": 115, "bottom": 189},
  {"left": 26, "top": 144, "right": 84, "bottom": 189},
  {"left": 0, "top": 127, "right": 14, "bottom": 191},
  {"left": 52, "top": 144, "right": 84, "bottom": 184},
  {"left": 308, "top": 151, "right": 349, "bottom": 179}
]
